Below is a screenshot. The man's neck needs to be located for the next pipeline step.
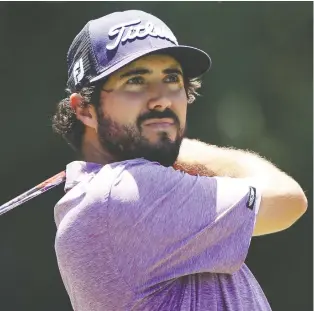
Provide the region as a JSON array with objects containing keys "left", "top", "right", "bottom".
[{"left": 81, "top": 132, "right": 115, "bottom": 165}]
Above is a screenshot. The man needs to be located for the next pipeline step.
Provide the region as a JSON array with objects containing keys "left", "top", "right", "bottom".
[{"left": 52, "top": 10, "right": 307, "bottom": 311}]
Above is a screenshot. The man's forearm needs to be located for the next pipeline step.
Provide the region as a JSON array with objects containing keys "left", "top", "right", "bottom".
[
  {"left": 174, "top": 138, "right": 307, "bottom": 236},
  {"left": 176, "top": 138, "right": 298, "bottom": 189},
  {"left": 174, "top": 138, "right": 259, "bottom": 178}
]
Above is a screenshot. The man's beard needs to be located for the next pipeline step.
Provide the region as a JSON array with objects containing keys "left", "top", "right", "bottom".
[{"left": 96, "top": 108, "right": 185, "bottom": 167}]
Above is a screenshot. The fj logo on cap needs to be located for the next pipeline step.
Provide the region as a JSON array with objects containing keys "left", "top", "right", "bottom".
[
  {"left": 106, "top": 19, "right": 178, "bottom": 51},
  {"left": 246, "top": 186, "right": 256, "bottom": 210},
  {"left": 73, "top": 58, "right": 84, "bottom": 85}
]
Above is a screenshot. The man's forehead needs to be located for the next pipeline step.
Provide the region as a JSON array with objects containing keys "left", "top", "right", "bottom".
[{"left": 119, "top": 54, "right": 182, "bottom": 73}]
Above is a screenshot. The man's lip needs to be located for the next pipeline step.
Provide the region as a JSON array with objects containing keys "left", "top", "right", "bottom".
[{"left": 142, "top": 118, "right": 175, "bottom": 126}]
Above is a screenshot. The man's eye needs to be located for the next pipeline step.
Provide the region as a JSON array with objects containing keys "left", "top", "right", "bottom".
[
  {"left": 126, "top": 76, "right": 145, "bottom": 85},
  {"left": 164, "top": 74, "right": 180, "bottom": 83}
]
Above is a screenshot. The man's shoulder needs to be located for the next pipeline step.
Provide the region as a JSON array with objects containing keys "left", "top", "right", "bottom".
[
  {"left": 107, "top": 158, "right": 161, "bottom": 171},
  {"left": 97, "top": 158, "right": 170, "bottom": 182},
  {"left": 85, "top": 159, "right": 163, "bottom": 197}
]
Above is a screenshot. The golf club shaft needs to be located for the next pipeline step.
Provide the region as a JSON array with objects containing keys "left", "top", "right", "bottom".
[{"left": 0, "top": 171, "right": 66, "bottom": 216}]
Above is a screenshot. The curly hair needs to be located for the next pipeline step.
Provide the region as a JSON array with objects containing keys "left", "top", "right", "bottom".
[{"left": 52, "top": 77, "right": 202, "bottom": 154}]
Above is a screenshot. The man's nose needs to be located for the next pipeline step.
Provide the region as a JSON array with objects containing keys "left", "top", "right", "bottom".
[
  {"left": 147, "top": 96, "right": 172, "bottom": 111},
  {"left": 147, "top": 85, "right": 172, "bottom": 111}
]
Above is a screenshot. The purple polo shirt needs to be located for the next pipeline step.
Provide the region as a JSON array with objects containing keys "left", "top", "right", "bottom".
[{"left": 54, "top": 159, "right": 272, "bottom": 311}]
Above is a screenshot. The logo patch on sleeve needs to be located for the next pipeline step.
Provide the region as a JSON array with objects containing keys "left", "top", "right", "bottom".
[{"left": 246, "top": 186, "right": 256, "bottom": 210}]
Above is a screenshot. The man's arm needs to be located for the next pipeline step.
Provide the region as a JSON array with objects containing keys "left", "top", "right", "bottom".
[{"left": 174, "top": 138, "right": 308, "bottom": 236}]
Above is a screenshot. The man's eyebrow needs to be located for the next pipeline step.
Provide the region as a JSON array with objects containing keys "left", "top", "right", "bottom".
[
  {"left": 163, "top": 68, "right": 183, "bottom": 76},
  {"left": 119, "top": 66, "right": 184, "bottom": 79},
  {"left": 120, "top": 68, "right": 152, "bottom": 78}
]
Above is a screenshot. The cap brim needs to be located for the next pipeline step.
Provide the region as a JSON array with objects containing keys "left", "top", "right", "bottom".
[{"left": 90, "top": 45, "right": 211, "bottom": 84}]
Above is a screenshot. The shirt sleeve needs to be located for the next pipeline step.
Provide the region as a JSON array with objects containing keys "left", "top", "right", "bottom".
[{"left": 107, "top": 160, "right": 261, "bottom": 289}]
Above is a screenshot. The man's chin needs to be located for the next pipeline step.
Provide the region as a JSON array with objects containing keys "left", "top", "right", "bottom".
[{"left": 142, "top": 131, "right": 177, "bottom": 144}]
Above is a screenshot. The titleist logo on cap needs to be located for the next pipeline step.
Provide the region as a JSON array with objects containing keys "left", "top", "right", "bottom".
[{"left": 106, "top": 19, "right": 179, "bottom": 50}]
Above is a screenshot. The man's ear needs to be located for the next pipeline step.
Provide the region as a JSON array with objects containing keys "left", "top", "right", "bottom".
[{"left": 70, "top": 93, "right": 98, "bottom": 130}]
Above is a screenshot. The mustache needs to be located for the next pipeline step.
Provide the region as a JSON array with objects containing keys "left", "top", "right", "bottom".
[{"left": 137, "top": 109, "right": 180, "bottom": 128}]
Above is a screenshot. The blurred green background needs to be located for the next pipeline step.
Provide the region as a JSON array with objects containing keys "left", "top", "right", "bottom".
[{"left": 0, "top": 2, "right": 312, "bottom": 311}]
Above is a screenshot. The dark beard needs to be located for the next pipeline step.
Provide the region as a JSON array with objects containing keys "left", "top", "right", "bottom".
[{"left": 96, "top": 108, "right": 185, "bottom": 167}]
